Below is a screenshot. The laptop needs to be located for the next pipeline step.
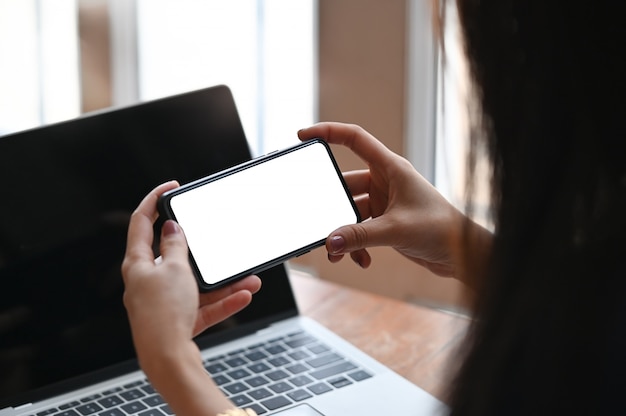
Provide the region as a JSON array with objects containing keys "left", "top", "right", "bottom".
[{"left": 0, "top": 85, "right": 446, "bottom": 416}]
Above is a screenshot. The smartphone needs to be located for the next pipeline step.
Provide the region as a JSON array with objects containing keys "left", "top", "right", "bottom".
[{"left": 158, "top": 139, "right": 361, "bottom": 291}]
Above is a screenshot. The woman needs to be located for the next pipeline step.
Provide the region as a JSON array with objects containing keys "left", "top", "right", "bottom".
[{"left": 122, "top": 0, "right": 625, "bottom": 414}]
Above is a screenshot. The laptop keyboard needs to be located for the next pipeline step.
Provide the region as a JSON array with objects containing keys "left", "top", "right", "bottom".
[
  {"left": 207, "top": 330, "right": 373, "bottom": 414},
  {"left": 29, "top": 330, "right": 372, "bottom": 416},
  {"left": 31, "top": 381, "right": 171, "bottom": 416}
]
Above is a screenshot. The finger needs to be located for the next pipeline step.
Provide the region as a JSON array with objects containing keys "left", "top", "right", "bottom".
[
  {"left": 298, "top": 122, "right": 393, "bottom": 166},
  {"left": 326, "top": 217, "right": 393, "bottom": 255},
  {"left": 231, "top": 274, "right": 262, "bottom": 295},
  {"left": 158, "top": 219, "right": 190, "bottom": 265},
  {"left": 193, "top": 290, "right": 254, "bottom": 336},
  {"left": 350, "top": 249, "right": 372, "bottom": 269},
  {"left": 124, "top": 181, "right": 180, "bottom": 266},
  {"left": 327, "top": 249, "right": 370, "bottom": 268},
  {"left": 327, "top": 252, "right": 344, "bottom": 263},
  {"left": 342, "top": 170, "right": 370, "bottom": 196},
  {"left": 198, "top": 275, "right": 262, "bottom": 306}
]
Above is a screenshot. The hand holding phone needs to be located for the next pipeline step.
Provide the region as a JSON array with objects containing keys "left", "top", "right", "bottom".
[{"left": 158, "top": 139, "right": 360, "bottom": 291}]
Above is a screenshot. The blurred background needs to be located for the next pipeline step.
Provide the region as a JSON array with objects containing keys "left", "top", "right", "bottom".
[{"left": 0, "top": 0, "right": 487, "bottom": 314}]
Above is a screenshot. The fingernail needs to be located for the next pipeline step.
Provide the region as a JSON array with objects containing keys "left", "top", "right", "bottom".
[
  {"left": 329, "top": 235, "right": 345, "bottom": 254},
  {"left": 162, "top": 220, "right": 180, "bottom": 236}
]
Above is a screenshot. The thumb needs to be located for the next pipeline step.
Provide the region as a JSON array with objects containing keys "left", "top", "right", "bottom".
[
  {"left": 326, "top": 218, "right": 390, "bottom": 255},
  {"left": 159, "top": 220, "right": 189, "bottom": 262}
]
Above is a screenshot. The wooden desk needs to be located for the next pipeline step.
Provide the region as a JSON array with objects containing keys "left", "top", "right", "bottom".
[{"left": 289, "top": 270, "right": 470, "bottom": 403}]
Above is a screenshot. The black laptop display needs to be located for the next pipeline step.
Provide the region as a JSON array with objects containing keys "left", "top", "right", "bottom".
[{"left": 0, "top": 85, "right": 297, "bottom": 409}]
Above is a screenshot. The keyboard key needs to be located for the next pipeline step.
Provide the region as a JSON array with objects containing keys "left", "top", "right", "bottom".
[
  {"left": 55, "top": 410, "right": 80, "bottom": 416},
  {"left": 307, "top": 383, "right": 332, "bottom": 395},
  {"left": 227, "top": 348, "right": 246, "bottom": 356},
  {"left": 230, "top": 395, "right": 252, "bottom": 407},
  {"left": 244, "top": 375, "right": 269, "bottom": 387},
  {"left": 213, "top": 374, "right": 231, "bottom": 385},
  {"left": 205, "top": 363, "right": 228, "bottom": 374},
  {"left": 102, "top": 387, "right": 123, "bottom": 396},
  {"left": 137, "top": 409, "right": 165, "bottom": 416},
  {"left": 287, "top": 389, "right": 313, "bottom": 402},
  {"left": 247, "top": 363, "right": 271, "bottom": 373},
  {"left": 289, "top": 375, "right": 313, "bottom": 387},
  {"left": 97, "top": 409, "right": 124, "bottom": 416},
  {"left": 227, "top": 369, "right": 251, "bottom": 380},
  {"left": 59, "top": 401, "right": 81, "bottom": 410},
  {"left": 310, "top": 361, "right": 357, "bottom": 380},
  {"left": 120, "top": 389, "right": 145, "bottom": 401},
  {"left": 285, "top": 363, "right": 309, "bottom": 374},
  {"left": 224, "top": 382, "right": 249, "bottom": 394},
  {"left": 247, "top": 342, "right": 266, "bottom": 350},
  {"left": 245, "top": 351, "right": 268, "bottom": 361},
  {"left": 329, "top": 377, "right": 352, "bottom": 388},
  {"left": 140, "top": 385, "right": 156, "bottom": 395},
  {"left": 265, "top": 369, "right": 289, "bottom": 381},
  {"left": 306, "top": 353, "right": 342, "bottom": 368},
  {"left": 80, "top": 394, "right": 102, "bottom": 403},
  {"left": 284, "top": 336, "right": 315, "bottom": 348},
  {"left": 123, "top": 381, "right": 144, "bottom": 389},
  {"left": 141, "top": 395, "right": 165, "bottom": 407},
  {"left": 248, "top": 388, "right": 273, "bottom": 401},
  {"left": 97, "top": 396, "right": 123, "bottom": 409},
  {"left": 268, "top": 382, "right": 293, "bottom": 394},
  {"left": 120, "top": 401, "right": 148, "bottom": 414},
  {"left": 348, "top": 370, "right": 373, "bottom": 381},
  {"left": 307, "top": 344, "right": 330, "bottom": 354},
  {"left": 265, "top": 345, "right": 286, "bottom": 355},
  {"left": 260, "top": 396, "right": 292, "bottom": 411},
  {"left": 75, "top": 402, "right": 103, "bottom": 415},
  {"left": 225, "top": 357, "right": 248, "bottom": 368},
  {"left": 267, "top": 356, "right": 290, "bottom": 367},
  {"left": 37, "top": 409, "right": 58, "bottom": 416},
  {"left": 288, "top": 350, "right": 310, "bottom": 360}
]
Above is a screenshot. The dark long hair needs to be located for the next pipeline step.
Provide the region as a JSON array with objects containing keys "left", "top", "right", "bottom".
[{"left": 446, "top": 1, "right": 626, "bottom": 414}]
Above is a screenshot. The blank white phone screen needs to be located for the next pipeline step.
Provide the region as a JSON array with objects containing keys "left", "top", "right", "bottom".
[{"left": 168, "top": 141, "right": 358, "bottom": 285}]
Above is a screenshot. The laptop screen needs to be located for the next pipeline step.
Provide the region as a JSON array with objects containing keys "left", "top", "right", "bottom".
[{"left": 0, "top": 86, "right": 298, "bottom": 409}]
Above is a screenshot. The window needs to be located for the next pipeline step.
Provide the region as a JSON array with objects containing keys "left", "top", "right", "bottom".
[
  {"left": 114, "top": 0, "right": 316, "bottom": 156},
  {"left": 0, "top": 0, "right": 316, "bottom": 157},
  {"left": 434, "top": 3, "right": 491, "bottom": 228},
  {"left": 0, "top": 0, "right": 80, "bottom": 135},
  {"left": 406, "top": 1, "right": 491, "bottom": 228},
  {"left": 434, "top": 2, "right": 469, "bottom": 213},
  {"left": 405, "top": 0, "right": 437, "bottom": 184}
]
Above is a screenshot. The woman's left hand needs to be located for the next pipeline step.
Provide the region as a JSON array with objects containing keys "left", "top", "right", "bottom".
[
  {"left": 122, "top": 181, "right": 261, "bottom": 416},
  {"left": 122, "top": 180, "right": 262, "bottom": 364}
]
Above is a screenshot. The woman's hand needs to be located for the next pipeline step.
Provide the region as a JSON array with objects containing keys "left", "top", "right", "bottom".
[
  {"left": 122, "top": 181, "right": 261, "bottom": 357},
  {"left": 121, "top": 181, "right": 261, "bottom": 415},
  {"left": 299, "top": 122, "right": 491, "bottom": 285}
]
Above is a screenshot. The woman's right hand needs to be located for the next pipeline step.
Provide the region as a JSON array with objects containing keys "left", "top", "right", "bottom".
[{"left": 298, "top": 122, "right": 490, "bottom": 284}]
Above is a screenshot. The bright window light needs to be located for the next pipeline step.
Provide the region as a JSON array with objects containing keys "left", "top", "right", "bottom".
[
  {"left": 0, "top": 0, "right": 79, "bottom": 135},
  {"left": 136, "top": 0, "right": 316, "bottom": 156}
]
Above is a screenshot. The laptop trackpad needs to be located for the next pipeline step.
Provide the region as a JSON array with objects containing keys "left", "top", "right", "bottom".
[{"left": 273, "top": 404, "right": 324, "bottom": 416}]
